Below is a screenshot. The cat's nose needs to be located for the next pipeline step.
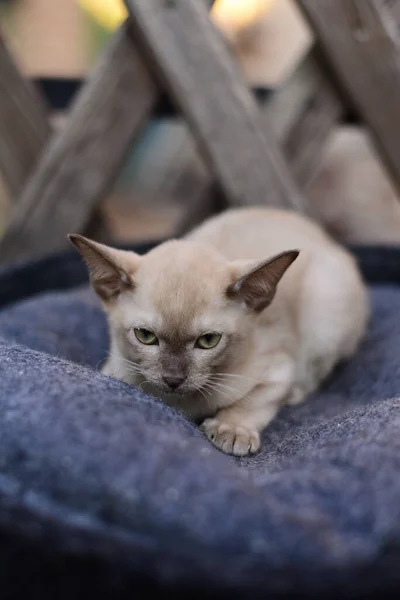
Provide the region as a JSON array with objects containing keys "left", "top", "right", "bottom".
[{"left": 162, "top": 375, "right": 186, "bottom": 390}]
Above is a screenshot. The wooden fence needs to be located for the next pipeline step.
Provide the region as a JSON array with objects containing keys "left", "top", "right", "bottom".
[{"left": 0, "top": 0, "right": 399, "bottom": 264}]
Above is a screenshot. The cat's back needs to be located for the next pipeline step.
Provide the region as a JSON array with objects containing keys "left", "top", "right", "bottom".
[{"left": 186, "top": 207, "right": 332, "bottom": 260}]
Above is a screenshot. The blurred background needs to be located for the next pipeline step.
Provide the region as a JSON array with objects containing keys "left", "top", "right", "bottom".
[{"left": 2, "top": 0, "right": 400, "bottom": 247}]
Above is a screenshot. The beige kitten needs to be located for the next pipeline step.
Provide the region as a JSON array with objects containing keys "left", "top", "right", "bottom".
[{"left": 69, "top": 208, "right": 369, "bottom": 456}]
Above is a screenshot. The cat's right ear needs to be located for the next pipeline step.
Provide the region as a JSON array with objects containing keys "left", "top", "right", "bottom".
[
  {"left": 68, "top": 234, "right": 140, "bottom": 302},
  {"left": 227, "top": 250, "right": 299, "bottom": 312}
]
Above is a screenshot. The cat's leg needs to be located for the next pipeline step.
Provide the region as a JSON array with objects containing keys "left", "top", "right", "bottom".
[
  {"left": 201, "top": 353, "right": 295, "bottom": 456},
  {"left": 201, "top": 399, "right": 278, "bottom": 456}
]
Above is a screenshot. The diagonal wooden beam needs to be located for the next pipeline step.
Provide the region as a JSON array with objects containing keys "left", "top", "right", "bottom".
[
  {"left": 280, "top": 53, "right": 343, "bottom": 187},
  {"left": 384, "top": 0, "right": 400, "bottom": 28},
  {"left": 125, "top": 0, "right": 306, "bottom": 212},
  {"left": 0, "top": 34, "right": 111, "bottom": 247},
  {"left": 166, "top": 49, "right": 343, "bottom": 235},
  {"left": 0, "top": 22, "right": 158, "bottom": 264},
  {"left": 299, "top": 0, "right": 400, "bottom": 195},
  {"left": 0, "top": 34, "right": 50, "bottom": 198}
]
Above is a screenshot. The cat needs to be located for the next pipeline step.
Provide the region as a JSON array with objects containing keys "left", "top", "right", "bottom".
[{"left": 69, "top": 208, "right": 369, "bottom": 456}]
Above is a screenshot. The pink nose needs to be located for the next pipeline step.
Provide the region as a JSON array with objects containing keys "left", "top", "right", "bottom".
[{"left": 162, "top": 375, "right": 186, "bottom": 390}]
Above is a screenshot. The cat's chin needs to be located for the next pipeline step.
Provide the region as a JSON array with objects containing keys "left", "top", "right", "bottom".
[
  {"left": 160, "top": 388, "right": 187, "bottom": 398},
  {"left": 145, "top": 383, "right": 189, "bottom": 400},
  {"left": 138, "top": 378, "right": 208, "bottom": 402}
]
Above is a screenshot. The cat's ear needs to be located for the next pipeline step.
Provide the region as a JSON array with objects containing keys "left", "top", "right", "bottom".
[
  {"left": 68, "top": 234, "right": 140, "bottom": 301},
  {"left": 227, "top": 250, "right": 299, "bottom": 312}
]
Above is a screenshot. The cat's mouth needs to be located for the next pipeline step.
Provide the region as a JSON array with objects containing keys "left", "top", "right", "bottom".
[
  {"left": 160, "top": 387, "right": 186, "bottom": 397},
  {"left": 140, "top": 375, "right": 207, "bottom": 398},
  {"left": 143, "top": 380, "right": 190, "bottom": 398}
]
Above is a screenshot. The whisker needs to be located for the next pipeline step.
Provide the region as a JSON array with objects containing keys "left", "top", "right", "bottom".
[
  {"left": 196, "top": 386, "right": 209, "bottom": 402},
  {"left": 203, "top": 382, "right": 233, "bottom": 402},
  {"left": 211, "top": 372, "right": 263, "bottom": 385},
  {"left": 208, "top": 377, "right": 245, "bottom": 395},
  {"left": 117, "top": 363, "right": 141, "bottom": 376},
  {"left": 138, "top": 380, "right": 148, "bottom": 391},
  {"left": 205, "top": 379, "right": 254, "bottom": 406},
  {"left": 106, "top": 351, "right": 142, "bottom": 369},
  {"left": 196, "top": 384, "right": 212, "bottom": 399},
  {"left": 208, "top": 380, "right": 240, "bottom": 396},
  {"left": 107, "top": 354, "right": 142, "bottom": 376}
]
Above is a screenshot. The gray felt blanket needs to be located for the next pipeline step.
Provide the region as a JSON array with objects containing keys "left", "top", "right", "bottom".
[{"left": 0, "top": 245, "right": 399, "bottom": 599}]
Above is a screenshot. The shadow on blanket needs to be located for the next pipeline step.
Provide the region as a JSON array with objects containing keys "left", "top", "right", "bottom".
[{"left": 0, "top": 244, "right": 399, "bottom": 599}]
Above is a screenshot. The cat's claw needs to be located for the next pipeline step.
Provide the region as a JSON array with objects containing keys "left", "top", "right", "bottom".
[{"left": 201, "top": 419, "right": 260, "bottom": 456}]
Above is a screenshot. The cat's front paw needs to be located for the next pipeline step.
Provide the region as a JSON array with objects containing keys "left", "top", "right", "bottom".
[{"left": 201, "top": 419, "right": 260, "bottom": 456}]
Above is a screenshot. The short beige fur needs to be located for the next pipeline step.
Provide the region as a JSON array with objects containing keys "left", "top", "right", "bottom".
[{"left": 69, "top": 208, "right": 369, "bottom": 456}]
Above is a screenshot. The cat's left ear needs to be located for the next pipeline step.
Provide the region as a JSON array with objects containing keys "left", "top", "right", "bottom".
[
  {"left": 68, "top": 234, "right": 140, "bottom": 302},
  {"left": 227, "top": 250, "right": 299, "bottom": 312}
]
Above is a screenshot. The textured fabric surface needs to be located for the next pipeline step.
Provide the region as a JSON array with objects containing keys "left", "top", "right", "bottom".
[{"left": 0, "top": 246, "right": 400, "bottom": 599}]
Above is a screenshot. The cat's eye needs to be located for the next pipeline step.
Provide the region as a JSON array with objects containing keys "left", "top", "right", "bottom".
[
  {"left": 196, "top": 333, "right": 222, "bottom": 350},
  {"left": 134, "top": 328, "right": 158, "bottom": 345}
]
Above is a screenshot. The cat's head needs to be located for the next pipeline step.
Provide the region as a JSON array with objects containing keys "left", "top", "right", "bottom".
[{"left": 69, "top": 235, "right": 298, "bottom": 396}]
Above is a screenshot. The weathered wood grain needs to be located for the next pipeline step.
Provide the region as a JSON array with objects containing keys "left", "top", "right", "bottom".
[
  {"left": 125, "top": 0, "right": 306, "bottom": 212},
  {"left": 283, "top": 84, "right": 341, "bottom": 188},
  {"left": 384, "top": 0, "right": 400, "bottom": 27},
  {"left": 0, "top": 23, "right": 158, "bottom": 263},
  {"left": 267, "top": 49, "right": 322, "bottom": 144},
  {"left": 299, "top": 0, "right": 400, "bottom": 195},
  {"left": 281, "top": 55, "right": 343, "bottom": 187},
  {"left": 0, "top": 35, "right": 50, "bottom": 198},
  {"left": 174, "top": 49, "right": 342, "bottom": 234}
]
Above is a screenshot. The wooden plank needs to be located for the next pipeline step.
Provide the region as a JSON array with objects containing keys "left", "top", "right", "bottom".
[
  {"left": 384, "top": 0, "right": 400, "bottom": 27},
  {"left": 173, "top": 49, "right": 342, "bottom": 234},
  {"left": 147, "top": 124, "right": 218, "bottom": 235},
  {"left": 267, "top": 49, "right": 323, "bottom": 144},
  {"left": 279, "top": 53, "right": 343, "bottom": 187},
  {"left": 266, "top": 48, "right": 343, "bottom": 186},
  {"left": 0, "top": 22, "right": 158, "bottom": 264},
  {"left": 125, "top": 0, "right": 306, "bottom": 212},
  {"left": 0, "top": 35, "right": 50, "bottom": 198},
  {"left": 299, "top": 0, "right": 400, "bottom": 195},
  {"left": 0, "top": 37, "right": 108, "bottom": 244},
  {"left": 283, "top": 81, "right": 341, "bottom": 187}
]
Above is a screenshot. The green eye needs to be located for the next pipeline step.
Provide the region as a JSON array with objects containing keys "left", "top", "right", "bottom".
[
  {"left": 196, "top": 333, "right": 222, "bottom": 350},
  {"left": 134, "top": 328, "right": 158, "bottom": 345}
]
